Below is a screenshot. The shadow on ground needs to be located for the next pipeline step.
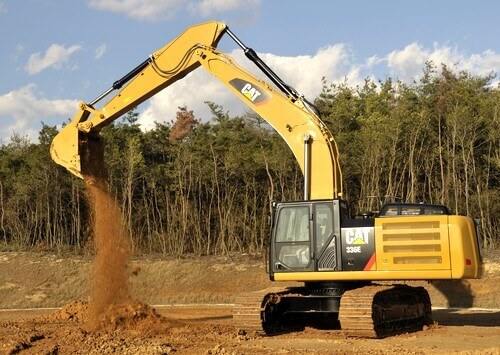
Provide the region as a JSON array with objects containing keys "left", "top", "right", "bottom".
[
  {"left": 431, "top": 280, "right": 474, "bottom": 307},
  {"left": 433, "top": 309, "right": 500, "bottom": 327}
]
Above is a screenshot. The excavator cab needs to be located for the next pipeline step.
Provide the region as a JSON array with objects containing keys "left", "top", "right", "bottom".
[
  {"left": 270, "top": 199, "right": 378, "bottom": 278},
  {"left": 271, "top": 200, "right": 345, "bottom": 274}
]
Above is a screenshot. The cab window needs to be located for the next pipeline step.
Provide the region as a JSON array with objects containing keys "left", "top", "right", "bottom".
[
  {"left": 315, "top": 203, "right": 333, "bottom": 252},
  {"left": 275, "top": 206, "right": 310, "bottom": 269},
  {"left": 275, "top": 206, "right": 310, "bottom": 242}
]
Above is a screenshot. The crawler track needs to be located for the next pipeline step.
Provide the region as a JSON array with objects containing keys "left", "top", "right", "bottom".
[
  {"left": 232, "top": 287, "right": 286, "bottom": 333},
  {"left": 234, "top": 284, "right": 432, "bottom": 338},
  {"left": 339, "top": 284, "right": 432, "bottom": 338}
]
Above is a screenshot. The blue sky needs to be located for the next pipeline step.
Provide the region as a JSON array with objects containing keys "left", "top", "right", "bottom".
[{"left": 1, "top": 0, "right": 499, "bottom": 142}]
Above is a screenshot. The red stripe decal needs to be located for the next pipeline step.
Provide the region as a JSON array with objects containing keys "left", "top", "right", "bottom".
[
  {"left": 363, "top": 252, "right": 376, "bottom": 271},
  {"left": 254, "top": 99, "right": 270, "bottom": 106}
]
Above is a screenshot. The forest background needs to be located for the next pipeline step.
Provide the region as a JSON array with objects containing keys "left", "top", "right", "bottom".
[{"left": 0, "top": 63, "right": 498, "bottom": 254}]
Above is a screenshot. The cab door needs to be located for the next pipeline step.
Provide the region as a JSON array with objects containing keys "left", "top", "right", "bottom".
[
  {"left": 272, "top": 204, "right": 315, "bottom": 271},
  {"left": 271, "top": 200, "right": 343, "bottom": 274}
]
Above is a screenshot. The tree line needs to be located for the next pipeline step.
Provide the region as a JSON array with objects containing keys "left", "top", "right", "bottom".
[{"left": 0, "top": 63, "right": 498, "bottom": 253}]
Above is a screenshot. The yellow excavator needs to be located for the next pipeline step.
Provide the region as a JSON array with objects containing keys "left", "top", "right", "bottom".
[{"left": 50, "top": 21, "right": 483, "bottom": 337}]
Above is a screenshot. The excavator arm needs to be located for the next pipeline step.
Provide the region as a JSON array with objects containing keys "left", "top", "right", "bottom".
[
  {"left": 51, "top": 21, "right": 227, "bottom": 179},
  {"left": 51, "top": 21, "right": 342, "bottom": 199}
]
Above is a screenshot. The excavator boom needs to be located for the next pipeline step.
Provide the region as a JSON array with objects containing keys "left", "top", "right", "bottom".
[{"left": 50, "top": 21, "right": 342, "bottom": 198}]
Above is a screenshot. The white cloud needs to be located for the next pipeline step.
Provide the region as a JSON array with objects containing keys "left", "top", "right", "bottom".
[
  {"left": 88, "top": 0, "right": 262, "bottom": 22},
  {"left": 365, "top": 54, "right": 384, "bottom": 69},
  {"left": 461, "top": 49, "right": 500, "bottom": 77},
  {"left": 190, "top": 0, "right": 261, "bottom": 17},
  {"left": 0, "top": 84, "right": 78, "bottom": 142},
  {"left": 95, "top": 43, "right": 107, "bottom": 59},
  {"left": 387, "top": 42, "right": 500, "bottom": 81},
  {"left": 25, "top": 44, "right": 83, "bottom": 75},
  {"left": 258, "top": 44, "right": 363, "bottom": 97},
  {"left": 88, "top": 0, "right": 186, "bottom": 22},
  {"left": 386, "top": 43, "right": 427, "bottom": 81}
]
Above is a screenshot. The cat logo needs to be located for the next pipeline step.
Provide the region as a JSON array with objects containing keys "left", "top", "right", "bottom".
[
  {"left": 241, "top": 83, "right": 262, "bottom": 102},
  {"left": 229, "top": 78, "right": 271, "bottom": 106},
  {"left": 345, "top": 228, "right": 371, "bottom": 245}
]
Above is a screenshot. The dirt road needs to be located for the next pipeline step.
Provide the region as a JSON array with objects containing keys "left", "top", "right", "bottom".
[{"left": 0, "top": 251, "right": 498, "bottom": 353}]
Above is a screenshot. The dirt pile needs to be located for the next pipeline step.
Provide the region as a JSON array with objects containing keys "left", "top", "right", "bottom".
[
  {"left": 93, "top": 300, "right": 174, "bottom": 334},
  {"left": 2, "top": 301, "right": 182, "bottom": 354},
  {"left": 41, "top": 299, "right": 176, "bottom": 334}
]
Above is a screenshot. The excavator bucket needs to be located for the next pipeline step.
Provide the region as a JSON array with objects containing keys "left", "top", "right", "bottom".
[
  {"left": 50, "top": 120, "right": 82, "bottom": 179},
  {"left": 50, "top": 119, "right": 106, "bottom": 181}
]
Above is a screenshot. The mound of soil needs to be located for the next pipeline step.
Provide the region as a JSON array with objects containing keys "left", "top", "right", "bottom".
[
  {"left": 0, "top": 300, "right": 183, "bottom": 354},
  {"left": 43, "top": 299, "right": 178, "bottom": 334},
  {"left": 90, "top": 300, "right": 170, "bottom": 333}
]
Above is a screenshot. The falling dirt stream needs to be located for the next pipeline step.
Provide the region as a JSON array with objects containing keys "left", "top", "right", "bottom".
[{"left": 86, "top": 179, "right": 131, "bottom": 327}]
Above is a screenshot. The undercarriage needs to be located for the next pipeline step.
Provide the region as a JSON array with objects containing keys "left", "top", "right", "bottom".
[{"left": 233, "top": 282, "right": 432, "bottom": 338}]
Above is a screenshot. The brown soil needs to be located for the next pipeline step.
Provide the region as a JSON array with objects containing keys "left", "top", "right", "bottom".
[
  {"left": 0, "top": 303, "right": 499, "bottom": 354},
  {"left": 41, "top": 299, "right": 178, "bottom": 334},
  {"left": 0, "top": 251, "right": 498, "bottom": 353}
]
